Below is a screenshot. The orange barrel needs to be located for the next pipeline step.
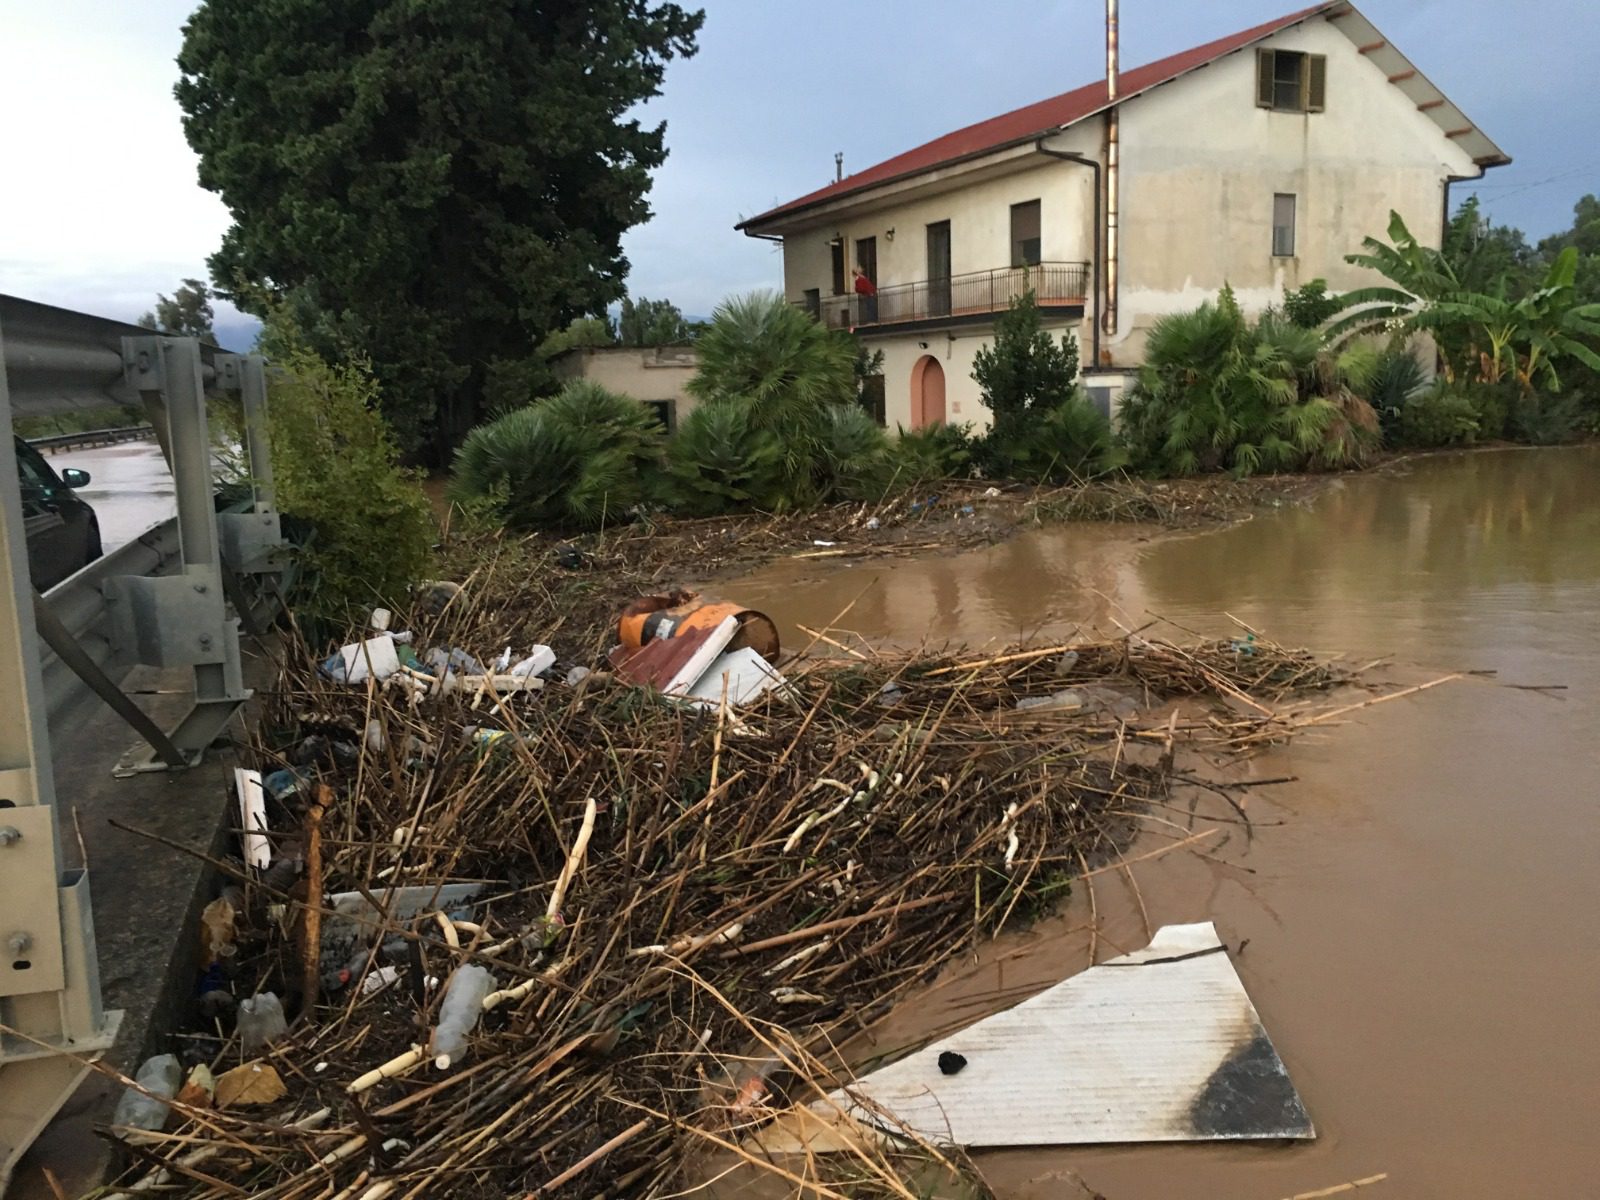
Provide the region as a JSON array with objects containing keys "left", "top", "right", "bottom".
[{"left": 618, "top": 591, "right": 780, "bottom": 663}]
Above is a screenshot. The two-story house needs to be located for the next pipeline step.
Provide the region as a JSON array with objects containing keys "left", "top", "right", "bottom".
[{"left": 737, "top": 2, "right": 1506, "bottom": 431}]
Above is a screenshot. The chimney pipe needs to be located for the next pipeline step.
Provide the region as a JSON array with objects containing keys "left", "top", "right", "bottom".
[
  {"left": 1103, "top": 0, "right": 1120, "bottom": 343},
  {"left": 834, "top": 152, "right": 844, "bottom": 183}
]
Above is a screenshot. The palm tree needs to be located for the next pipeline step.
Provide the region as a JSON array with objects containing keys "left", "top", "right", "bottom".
[{"left": 687, "top": 291, "right": 861, "bottom": 501}]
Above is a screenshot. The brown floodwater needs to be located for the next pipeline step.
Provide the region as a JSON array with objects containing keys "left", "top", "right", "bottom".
[{"left": 723, "top": 446, "right": 1600, "bottom": 1200}]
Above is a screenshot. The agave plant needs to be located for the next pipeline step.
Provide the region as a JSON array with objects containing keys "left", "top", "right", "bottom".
[{"left": 449, "top": 380, "right": 665, "bottom": 530}]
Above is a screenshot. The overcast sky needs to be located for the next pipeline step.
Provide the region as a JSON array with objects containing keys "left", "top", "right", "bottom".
[{"left": 2, "top": 0, "right": 1594, "bottom": 348}]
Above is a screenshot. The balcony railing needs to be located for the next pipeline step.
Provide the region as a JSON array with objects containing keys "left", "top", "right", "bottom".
[{"left": 803, "top": 261, "right": 1089, "bottom": 331}]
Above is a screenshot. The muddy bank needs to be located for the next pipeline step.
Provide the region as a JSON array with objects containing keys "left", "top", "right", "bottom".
[{"left": 718, "top": 444, "right": 1600, "bottom": 1199}]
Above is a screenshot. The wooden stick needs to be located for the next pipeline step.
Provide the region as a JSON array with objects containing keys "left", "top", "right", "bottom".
[
  {"left": 923, "top": 643, "right": 1077, "bottom": 677},
  {"left": 524, "top": 1118, "right": 650, "bottom": 1196},
  {"left": 299, "top": 784, "right": 330, "bottom": 1021},
  {"left": 546, "top": 795, "right": 597, "bottom": 920},
  {"left": 1302, "top": 675, "right": 1461, "bottom": 726},
  {"left": 1282, "top": 1173, "right": 1389, "bottom": 1199}
]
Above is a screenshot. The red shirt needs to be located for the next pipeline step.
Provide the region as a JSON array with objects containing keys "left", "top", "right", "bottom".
[{"left": 854, "top": 274, "right": 877, "bottom": 297}]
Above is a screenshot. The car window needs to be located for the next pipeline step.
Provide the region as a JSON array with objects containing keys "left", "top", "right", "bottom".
[{"left": 13, "top": 439, "right": 59, "bottom": 516}]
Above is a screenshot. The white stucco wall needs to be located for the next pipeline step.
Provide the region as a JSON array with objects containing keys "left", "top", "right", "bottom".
[
  {"left": 873, "top": 316, "right": 1088, "bottom": 433},
  {"left": 1113, "top": 15, "right": 1480, "bottom": 358},
  {"left": 553, "top": 347, "right": 701, "bottom": 424}
]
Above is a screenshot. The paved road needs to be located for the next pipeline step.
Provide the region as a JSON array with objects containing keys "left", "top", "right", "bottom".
[{"left": 45, "top": 439, "right": 175, "bottom": 552}]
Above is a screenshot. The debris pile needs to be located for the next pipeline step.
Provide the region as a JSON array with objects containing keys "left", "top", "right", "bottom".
[{"left": 105, "top": 573, "right": 1348, "bottom": 1197}]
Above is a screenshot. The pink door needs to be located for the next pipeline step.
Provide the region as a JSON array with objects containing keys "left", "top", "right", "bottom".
[{"left": 913, "top": 356, "right": 946, "bottom": 429}]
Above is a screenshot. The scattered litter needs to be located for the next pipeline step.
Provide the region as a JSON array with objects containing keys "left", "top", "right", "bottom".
[
  {"left": 983, "top": 486, "right": 1001, "bottom": 497},
  {"left": 324, "top": 635, "right": 400, "bottom": 684},
  {"left": 417, "top": 579, "right": 462, "bottom": 615},
  {"left": 768, "top": 923, "right": 1312, "bottom": 1149},
  {"left": 564, "top": 665, "right": 593, "bottom": 687},
  {"left": 1055, "top": 649, "right": 1081, "bottom": 676},
  {"left": 865, "top": 517, "right": 881, "bottom": 531},
  {"left": 875, "top": 681, "right": 904, "bottom": 706},
  {"left": 431, "top": 965, "right": 495, "bottom": 1069},
  {"left": 612, "top": 592, "right": 783, "bottom": 704},
  {"left": 233, "top": 768, "right": 270, "bottom": 869},
  {"left": 813, "top": 539, "right": 837, "bottom": 547},
  {"left": 215, "top": 1061, "right": 287, "bottom": 1108},
  {"left": 261, "top": 767, "right": 307, "bottom": 803},
  {"left": 237, "top": 992, "right": 288, "bottom": 1053},
  {"left": 369, "top": 607, "right": 392, "bottom": 632},
  {"left": 1015, "top": 689, "right": 1085, "bottom": 713},
  {"left": 112, "top": 1054, "right": 181, "bottom": 1137},
  {"left": 364, "top": 719, "right": 386, "bottom": 754},
  {"left": 198, "top": 896, "right": 238, "bottom": 967},
  {"left": 554, "top": 543, "right": 588, "bottom": 570},
  {"left": 176, "top": 1063, "right": 215, "bottom": 1109},
  {"left": 360, "top": 965, "right": 403, "bottom": 996},
  {"left": 686, "top": 647, "right": 786, "bottom": 707},
  {"left": 937, "top": 1051, "right": 967, "bottom": 1077},
  {"left": 509, "top": 645, "right": 556, "bottom": 678},
  {"left": 960, "top": 504, "right": 975, "bottom": 516}
]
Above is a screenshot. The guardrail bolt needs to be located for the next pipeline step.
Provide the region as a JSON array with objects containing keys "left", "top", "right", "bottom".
[
  {"left": 0, "top": 826, "right": 21, "bottom": 847},
  {"left": 7, "top": 932, "right": 31, "bottom": 956}
]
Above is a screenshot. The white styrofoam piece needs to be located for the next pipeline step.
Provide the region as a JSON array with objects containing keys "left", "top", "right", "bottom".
[
  {"left": 509, "top": 645, "right": 557, "bottom": 679},
  {"left": 662, "top": 615, "right": 741, "bottom": 697},
  {"left": 233, "top": 768, "right": 270, "bottom": 869},
  {"left": 686, "top": 648, "right": 785, "bottom": 706},
  {"left": 337, "top": 635, "right": 400, "bottom": 683},
  {"left": 792, "top": 922, "right": 1311, "bottom": 1148}
]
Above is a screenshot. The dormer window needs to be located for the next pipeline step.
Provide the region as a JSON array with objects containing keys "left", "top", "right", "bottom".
[{"left": 1257, "top": 48, "right": 1326, "bottom": 113}]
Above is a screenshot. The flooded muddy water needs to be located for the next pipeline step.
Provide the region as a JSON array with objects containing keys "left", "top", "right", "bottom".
[{"left": 725, "top": 447, "right": 1600, "bottom": 1199}]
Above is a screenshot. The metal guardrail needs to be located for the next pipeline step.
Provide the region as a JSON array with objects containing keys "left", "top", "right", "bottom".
[
  {"left": 27, "top": 425, "right": 155, "bottom": 453},
  {"left": 807, "top": 261, "right": 1090, "bottom": 331},
  {"left": 0, "top": 293, "right": 288, "bottom": 1190}
]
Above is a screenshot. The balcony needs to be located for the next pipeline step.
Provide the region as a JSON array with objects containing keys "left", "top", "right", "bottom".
[{"left": 803, "top": 261, "right": 1089, "bottom": 333}]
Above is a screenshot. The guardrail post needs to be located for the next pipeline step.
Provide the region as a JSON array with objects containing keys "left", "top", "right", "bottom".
[
  {"left": 112, "top": 337, "right": 251, "bottom": 774},
  {"left": 0, "top": 316, "right": 122, "bottom": 1193},
  {"left": 213, "top": 354, "right": 283, "bottom": 581}
]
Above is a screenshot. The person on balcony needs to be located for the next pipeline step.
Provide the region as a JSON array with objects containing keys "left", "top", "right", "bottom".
[{"left": 852, "top": 266, "right": 878, "bottom": 324}]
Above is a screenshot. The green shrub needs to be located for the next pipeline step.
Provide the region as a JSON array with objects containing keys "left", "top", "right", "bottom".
[
  {"left": 1282, "top": 279, "right": 1342, "bottom": 329},
  {"left": 1366, "top": 348, "right": 1429, "bottom": 441},
  {"left": 814, "top": 403, "right": 890, "bottom": 501},
  {"left": 266, "top": 346, "right": 434, "bottom": 625},
  {"left": 1509, "top": 390, "right": 1583, "bottom": 445},
  {"left": 980, "top": 393, "right": 1123, "bottom": 482},
  {"left": 971, "top": 289, "right": 1079, "bottom": 440},
  {"left": 665, "top": 398, "right": 786, "bottom": 515},
  {"left": 1396, "top": 386, "right": 1479, "bottom": 448},
  {"left": 884, "top": 422, "right": 976, "bottom": 492},
  {"left": 449, "top": 380, "right": 666, "bottom": 529}
]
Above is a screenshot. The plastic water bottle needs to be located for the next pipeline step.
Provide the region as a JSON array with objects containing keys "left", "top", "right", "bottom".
[
  {"left": 238, "top": 992, "right": 288, "bottom": 1053},
  {"left": 112, "top": 1054, "right": 182, "bottom": 1136},
  {"left": 431, "top": 965, "right": 494, "bottom": 1069}
]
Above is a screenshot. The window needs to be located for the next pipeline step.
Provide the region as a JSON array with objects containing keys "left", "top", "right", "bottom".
[
  {"left": 643, "top": 400, "right": 676, "bottom": 433},
  {"left": 858, "top": 375, "right": 886, "bottom": 427},
  {"left": 1010, "top": 200, "right": 1042, "bottom": 267},
  {"left": 1272, "top": 193, "right": 1297, "bottom": 257},
  {"left": 830, "top": 240, "right": 846, "bottom": 295},
  {"left": 803, "top": 288, "right": 821, "bottom": 320},
  {"left": 1256, "top": 48, "right": 1326, "bottom": 113}
]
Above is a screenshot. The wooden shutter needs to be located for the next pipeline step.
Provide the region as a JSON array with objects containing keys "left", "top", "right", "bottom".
[
  {"left": 1306, "top": 54, "right": 1327, "bottom": 112},
  {"left": 1256, "top": 48, "right": 1276, "bottom": 107}
]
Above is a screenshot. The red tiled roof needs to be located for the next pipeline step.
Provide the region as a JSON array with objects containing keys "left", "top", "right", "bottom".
[{"left": 739, "top": 3, "right": 1335, "bottom": 231}]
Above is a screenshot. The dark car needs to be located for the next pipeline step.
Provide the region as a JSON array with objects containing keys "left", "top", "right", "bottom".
[{"left": 14, "top": 436, "right": 101, "bottom": 590}]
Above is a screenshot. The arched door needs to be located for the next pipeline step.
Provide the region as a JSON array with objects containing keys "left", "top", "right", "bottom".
[{"left": 911, "top": 355, "right": 946, "bottom": 429}]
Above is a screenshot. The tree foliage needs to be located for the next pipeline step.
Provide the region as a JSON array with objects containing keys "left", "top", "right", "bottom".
[
  {"left": 139, "top": 278, "right": 218, "bottom": 343},
  {"left": 971, "top": 290, "right": 1080, "bottom": 440},
  {"left": 619, "top": 296, "right": 691, "bottom": 346},
  {"left": 687, "top": 291, "right": 858, "bottom": 501},
  {"left": 1281, "top": 279, "right": 1342, "bottom": 329},
  {"left": 176, "top": 0, "right": 702, "bottom": 462},
  {"left": 261, "top": 336, "right": 434, "bottom": 627}
]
